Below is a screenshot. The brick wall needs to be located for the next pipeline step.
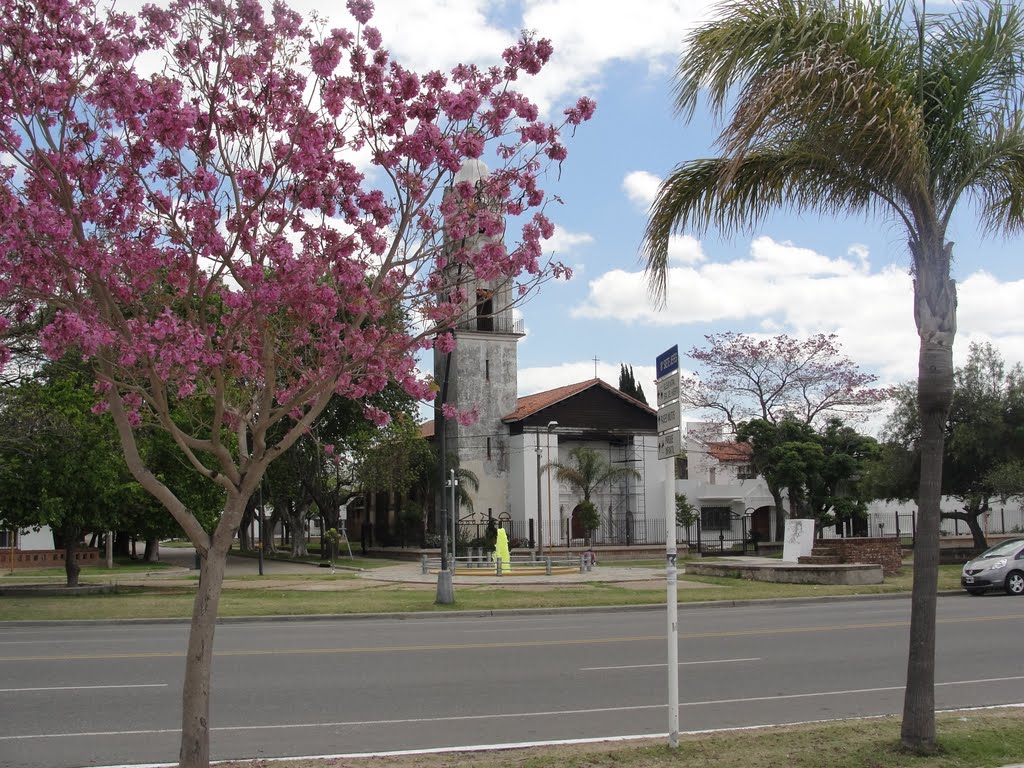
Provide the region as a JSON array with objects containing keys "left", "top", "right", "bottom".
[
  {"left": 834, "top": 538, "right": 902, "bottom": 576},
  {"left": 0, "top": 548, "right": 101, "bottom": 569}
]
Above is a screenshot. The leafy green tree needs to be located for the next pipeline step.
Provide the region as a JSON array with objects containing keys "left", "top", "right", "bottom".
[
  {"left": 675, "top": 493, "right": 697, "bottom": 529},
  {"left": 412, "top": 445, "right": 480, "bottom": 534},
  {"left": 358, "top": 414, "right": 435, "bottom": 545},
  {"left": 543, "top": 445, "right": 641, "bottom": 542},
  {"left": 738, "top": 418, "right": 877, "bottom": 535},
  {"left": 0, "top": 363, "right": 124, "bottom": 585},
  {"left": 574, "top": 500, "right": 600, "bottom": 546},
  {"left": 618, "top": 363, "right": 648, "bottom": 405},
  {"left": 877, "top": 343, "right": 1024, "bottom": 549},
  {"left": 641, "top": 1, "right": 1024, "bottom": 749}
]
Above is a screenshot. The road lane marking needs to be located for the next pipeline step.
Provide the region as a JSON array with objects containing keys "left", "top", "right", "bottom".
[
  {"left": 3, "top": 612, "right": 1022, "bottom": 663},
  {"left": 0, "top": 683, "right": 167, "bottom": 693},
  {"left": 4, "top": 675, "right": 1023, "bottom": 741},
  {"left": 581, "top": 657, "right": 761, "bottom": 671}
]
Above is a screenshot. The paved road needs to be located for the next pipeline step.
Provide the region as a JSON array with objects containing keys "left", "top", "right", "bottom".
[{"left": 1, "top": 595, "right": 1022, "bottom": 768}]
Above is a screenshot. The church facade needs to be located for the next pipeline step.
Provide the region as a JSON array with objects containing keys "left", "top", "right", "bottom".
[{"left": 428, "top": 159, "right": 779, "bottom": 550}]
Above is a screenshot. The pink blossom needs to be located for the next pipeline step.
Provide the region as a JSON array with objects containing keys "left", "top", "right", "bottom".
[
  {"left": 434, "top": 332, "right": 456, "bottom": 353},
  {"left": 364, "top": 405, "right": 390, "bottom": 426},
  {"left": 309, "top": 39, "right": 342, "bottom": 78},
  {"left": 565, "top": 96, "right": 597, "bottom": 124},
  {"left": 346, "top": 0, "right": 374, "bottom": 25},
  {"left": 363, "top": 26, "right": 382, "bottom": 50}
]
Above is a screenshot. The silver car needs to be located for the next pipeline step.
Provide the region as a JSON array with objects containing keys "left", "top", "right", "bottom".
[{"left": 961, "top": 538, "right": 1024, "bottom": 596}]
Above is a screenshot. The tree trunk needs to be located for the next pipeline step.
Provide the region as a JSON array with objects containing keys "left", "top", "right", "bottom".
[
  {"left": 238, "top": 503, "right": 253, "bottom": 553},
  {"left": 964, "top": 514, "right": 987, "bottom": 550},
  {"left": 262, "top": 507, "right": 279, "bottom": 554},
  {"left": 143, "top": 537, "right": 160, "bottom": 562},
  {"left": 114, "top": 531, "right": 131, "bottom": 557},
  {"left": 287, "top": 505, "right": 309, "bottom": 557},
  {"left": 770, "top": 485, "right": 786, "bottom": 541},
  {"left": 901, "top": 261, "right": 956, "bottom": 753},
  {"left": 63, "top": 527, "right": 80, "bottom": 588},
  {"left": 178, "top": 538, "right": 227, "bottom": 768}
]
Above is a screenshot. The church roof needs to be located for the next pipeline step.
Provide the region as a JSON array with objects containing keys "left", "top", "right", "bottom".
[
  {"left": 502, "top": 378, "right": 656, "bottom": 423},
  {"left": 419, "top": 378, "right": 656, "bottom": 438}
]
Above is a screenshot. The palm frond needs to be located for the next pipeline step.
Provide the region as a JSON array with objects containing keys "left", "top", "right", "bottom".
[
  {"left": 723, "top": 42, "right": 928, "bottom": 193},
  {"left": 961, "top": 115, "right": 1024, "bottom": 235},
  {"left": 674, "top": 0, "right": 915, "bottom": 120},
  {"left": 923, "top": 1, "right": 1024, "bottom": 209},
  {"left": 642, "top": 149, "right": 901, "bottom": 303}
]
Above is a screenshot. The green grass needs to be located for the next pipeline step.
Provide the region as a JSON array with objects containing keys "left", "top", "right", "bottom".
[
  {"left": 0, "top": 559, "right": 176, "bottom": 581},
  {"left": 0, "top": 563, "right": 967, "bottom": 621},
  {"left": 211, "top": 709, "right": 1024, "bottom": 768}
]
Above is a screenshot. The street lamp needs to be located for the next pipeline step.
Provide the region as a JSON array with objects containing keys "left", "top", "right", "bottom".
[{"left": 743, "top": 507, "right": 756, "bottom": 554}]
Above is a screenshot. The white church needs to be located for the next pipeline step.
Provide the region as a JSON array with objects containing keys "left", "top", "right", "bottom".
[{"left": 422, "top": 159, "right": 779, "bottom": 553}]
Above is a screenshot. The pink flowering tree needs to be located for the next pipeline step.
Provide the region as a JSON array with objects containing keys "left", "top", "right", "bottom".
[
  {"left": 0, "top": 0, "right": 593, "bottom": 764},
  {"left": 679, "top": 332, "right": 890, "bottom": 538},
  {"left": 681, "top": 332, "right": 889, "bottom": 429}
]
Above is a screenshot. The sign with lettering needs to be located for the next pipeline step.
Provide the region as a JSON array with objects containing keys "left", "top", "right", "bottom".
[
  {"left": 657, "top": 429, "right": 680, "bottom": 460},
  {"left": 657, "top": 400, "right": 680, "bottom": 433},
  {"left": 655, "top": 345, "right": 679, "bottom": 380},
  {"left": 656, "top": 374, "right": 679, "bottom": 407}
]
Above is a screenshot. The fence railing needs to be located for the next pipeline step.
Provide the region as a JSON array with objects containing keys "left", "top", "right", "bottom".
[
  {"left": 455, "top": 519, "right": 532, "bottom": 548},
  {"left": 421, "top": 551, "right": 595, "bottom": 575},
  {"left": 445, "top": 507, "right": 1024, "bottom": 553}
]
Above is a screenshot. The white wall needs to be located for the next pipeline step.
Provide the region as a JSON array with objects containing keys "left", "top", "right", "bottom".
[{"left": 16, "top": 526, "right": 55, "bottom": 550}]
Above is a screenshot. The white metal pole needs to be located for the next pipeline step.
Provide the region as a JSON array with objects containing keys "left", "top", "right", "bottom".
[
  {"left": 450, "top": 469, "right": 457, "bottom": 566},
  {"left": 664, "top": 456, "right": 679, "bottom": 747}
]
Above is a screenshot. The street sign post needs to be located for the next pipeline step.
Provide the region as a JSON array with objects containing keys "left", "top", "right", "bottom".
[{"left": 654, "top": 345, "right": 680, "bottom": 749}]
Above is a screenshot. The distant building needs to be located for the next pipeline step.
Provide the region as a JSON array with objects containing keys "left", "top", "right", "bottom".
[{"left": 425, "top": 158, "right": 781, "bottom": 549}]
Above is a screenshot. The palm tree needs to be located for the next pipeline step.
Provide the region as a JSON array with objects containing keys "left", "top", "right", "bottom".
[
  {"left": 543, "top": 445, "right": 641, "bottom": 545},
  {"left": 642, "top": 0, "right": 1024, "bottom": 751}
]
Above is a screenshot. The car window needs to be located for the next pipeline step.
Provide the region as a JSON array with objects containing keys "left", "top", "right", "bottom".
[{"left": 981, "top": 540, "right": 1024, "bottom": 558}]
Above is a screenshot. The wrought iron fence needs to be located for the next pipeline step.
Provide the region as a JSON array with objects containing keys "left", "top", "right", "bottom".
[{"left": 455, "top": 518, "right": 532, "bottom": 549}]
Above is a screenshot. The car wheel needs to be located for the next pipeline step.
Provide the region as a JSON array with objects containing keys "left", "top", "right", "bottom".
[
  {"left": 966, "top": 588, "right": 986, "bottom": 596},
  {"left": 1005, "top": 571, "right": 1024, "bottom": 596}
]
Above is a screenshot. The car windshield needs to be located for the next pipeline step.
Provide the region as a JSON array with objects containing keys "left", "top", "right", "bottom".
[{"left": 979, "top": 540, "right": 1024, "bottom": 558}]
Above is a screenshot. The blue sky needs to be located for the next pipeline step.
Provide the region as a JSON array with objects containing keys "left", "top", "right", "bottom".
[{"left": 147, "top": 0, "right": 1024, "bottom": 425}]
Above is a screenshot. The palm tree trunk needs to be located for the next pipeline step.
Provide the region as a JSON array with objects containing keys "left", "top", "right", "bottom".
[{"left": 901, "top": 258, "right": 956, "bottom": 753}]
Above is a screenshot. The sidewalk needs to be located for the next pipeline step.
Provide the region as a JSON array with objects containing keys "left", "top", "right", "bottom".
[
  {"left": 138, "top": 545, "right": 700, "bottom": 590},
  {"left": 144, "top": 546, "right": 845, "bottom": 591}
]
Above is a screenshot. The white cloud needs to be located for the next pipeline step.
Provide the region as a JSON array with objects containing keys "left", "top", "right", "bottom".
[
  {"left": 543, "top": 225, "right": 594, "bottom": 258},
  {"left": 518, "top": 361, "right": 609, "bottom": 394},
  {"left": 668, "top": 234, "right": 706, "bottom": 265},
  {"left": 623, "top": 170, "right": 661, "bottom": 210},
  {"left": 570, "top": 235, "right": 1024, "bottom": 387}
]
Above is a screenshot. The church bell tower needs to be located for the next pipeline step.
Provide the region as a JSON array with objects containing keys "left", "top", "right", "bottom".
[{"left": 434, "top": 158, "right": 523, "bottom": 524}]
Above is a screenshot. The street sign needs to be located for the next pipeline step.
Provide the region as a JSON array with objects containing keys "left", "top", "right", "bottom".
[
  {"left": 656, "top": 374, "right": 679, "bottom": 406},
  {"left": 657, "top": 429, "right": 680, "bottom": 460},
  {"left": 657, "top": 400, "right": 680, "bottom": 433},
  {"left": 655, "top": 345, "right": 679, "bottom": 380}
]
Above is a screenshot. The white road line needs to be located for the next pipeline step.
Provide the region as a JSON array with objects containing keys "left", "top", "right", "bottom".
[
  {"left": 582, "top": 657, "right": 761, "bottom": 671},
  {"left": 6, "top": 675, "right": 1023, "bottom": 742},
  {"left": 86, "top": 703, "right": 1024, "bottom": 768},
  {"left": 0, "top": 684, "right": 167, "bottom": 693}
]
